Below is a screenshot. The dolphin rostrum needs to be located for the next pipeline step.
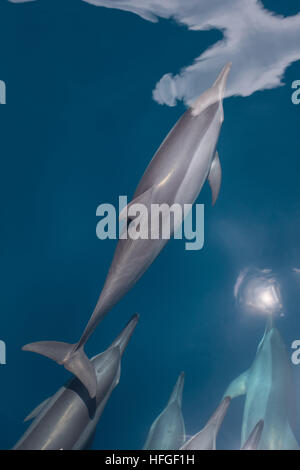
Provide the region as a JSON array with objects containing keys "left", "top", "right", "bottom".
[
  {"left": 224, "top": 320, "right": 299, "bottom": 450},
  {"left": 143, "top": 372, "right": 185, "bottom": 450},
  {"left": 180, "top": 396, "right": 231, "bottom": 450},
  {"left": 14, "top": 315, "right": 138, "bottom": 450},
  {"left": 23, "top": 63, "right": 231, "bottom": 397},
  {"left": 241, "top": 420, "right": 264, "bottom": 450}
]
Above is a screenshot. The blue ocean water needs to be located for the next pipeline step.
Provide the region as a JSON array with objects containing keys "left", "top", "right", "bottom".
[{"left": 0, "top": 0, "right": 300, "bottom": 450}]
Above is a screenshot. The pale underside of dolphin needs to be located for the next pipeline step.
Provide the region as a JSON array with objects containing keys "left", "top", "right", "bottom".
[
  {"left": 14, "top": 315, "right": 138, "bottom": 450},
  {"left": 180, "top": 396, "right": 231, "bottom": 450},
  {"left": 224, "top": 323, "right": 299, "bottom": 450},
  {"left": 143, "top": 372, "right": 185, "bottom": 450},
  {"left": 22, "top": 63, "right": 232, "bottom": 398}
]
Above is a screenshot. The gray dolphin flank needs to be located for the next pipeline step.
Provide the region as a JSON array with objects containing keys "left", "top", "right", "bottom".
[
  {"left": 224, "top": 322, "right": 299, "bottom": 450},
  {"left": 22, "top": 63, "right": 231, "bottom": 398},
  {"left": 14, "top": 315, "right": 138, "bottom": 450},
  {"left": 143, "top": 372, "right": 185, "bottom": 450},
  {"left": 180, "top": 396, "right": 231, "bottom": 450}
]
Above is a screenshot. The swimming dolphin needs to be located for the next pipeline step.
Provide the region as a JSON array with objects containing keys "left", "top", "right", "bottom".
[
  {"left": 23, "top": 63, "right": 231, "bottom": 398},
  {"left": 180, "top": 396, "right": 230, "bottom": 450},
  {"left": 143, "top": 372, "right": 185, "bottom": 450},
  {"left": 224, "top": 320, "right": 299, "bottom": 450},
  {"left": 14, "top": 315, "right": 138, "bottom": 450},
  {"left": 241, "top": 420, "right": 264, "bottom": 450}
]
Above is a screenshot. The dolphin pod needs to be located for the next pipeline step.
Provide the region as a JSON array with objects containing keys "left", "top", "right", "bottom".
[
  {"left": 143, "top": 384, "right": 265, "bottom": 451},
  {"left": 179, "top": 397, "right": 263, "bottom": 451},
  {"left": 180, "top": 397, "right": 231, "bottom": 450},
  {"left": 22, "top": 63, "right": 232, "bottom": 398},
  {"left": 143, "top": 372, "right": 185, "bottom": 450},
  {"left": 224, "top": 320, "right": 299, "bottom": 450},
  {"left": 13, "top": 315, "right": 138, "bottom": 450}
]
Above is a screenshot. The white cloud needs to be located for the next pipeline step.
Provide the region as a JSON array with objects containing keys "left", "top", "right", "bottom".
[
  {"left": 82, "top": 0, "right": 300, "bottom": 106},
  {"left": 9, "top": 0, "right": 300, "bottom": 106}
]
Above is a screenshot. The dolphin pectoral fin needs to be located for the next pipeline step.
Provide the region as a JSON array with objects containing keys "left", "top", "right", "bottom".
[
  {"left": 208, "top": 151, "right": 222, "bottom": 206},
  {"left": 241, "top": 420, "right": 264, "bottom": 450},
  {"left": 24, "top": 397, "right": 51, "bottom": 422},
  {"left": 119, "top": 187, "right": 154, "bottom": 221},
  {"left": 22, "top": 341, "right": 97, "bottom": 398},
  {"left": 224, "top": 369, "right": 249, "bottom": 399}
]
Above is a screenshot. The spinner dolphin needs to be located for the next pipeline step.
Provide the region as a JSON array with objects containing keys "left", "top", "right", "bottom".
[
  {"left": 143, "top": 372, "right": 185, "bottom": 450},
  {"left": 14, "top": 315, "right": 138, "bottom": 450},
  {"left": 224, "top": 321, "right": 299, "bottom": 450},
  {"left": 23, "top": 63, "right": 231, "bottom": 397}
]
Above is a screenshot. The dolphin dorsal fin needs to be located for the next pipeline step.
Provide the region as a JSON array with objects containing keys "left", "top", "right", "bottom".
[
  {"left": 208, "top": 151, "right": 222, "bottom": 206},
  {"left": 24, "top": 397, "right": 51, "bottom": 422}
]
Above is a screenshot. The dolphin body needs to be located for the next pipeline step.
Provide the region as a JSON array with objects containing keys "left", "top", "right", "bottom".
[
  {"left": 224, "top": 322, "right": 299, "bottom": 450},
  {"left": 23, "top": 63, "right": 232, "bottom": 398},
  {"left": 241, "top": 420, "right": 264, "bottom": 450},
  {"left": 180, "top": 396, "right": 230, "bottom": 450},
  {"left": 143, "top": 372, "right": 185, "bottom": 450},
  {"left": 14, "top": 315, "right": 138, "bottom": 450}
]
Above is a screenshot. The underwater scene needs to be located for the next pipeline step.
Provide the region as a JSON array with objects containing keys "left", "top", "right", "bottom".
[{"left": 1, "top": 0, "right": 300, "bottom": 452}]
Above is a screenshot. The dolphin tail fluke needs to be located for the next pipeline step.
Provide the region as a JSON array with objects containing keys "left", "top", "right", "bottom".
[{"left": 22, "top": 341, "right": 97, "bottom": 398}]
